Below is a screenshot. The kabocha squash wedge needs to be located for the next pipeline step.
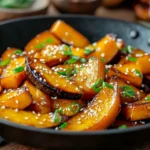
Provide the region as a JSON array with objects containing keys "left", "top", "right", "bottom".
[
  {"left": 50, "top": 20, "right": 90, "bottom": 48},
  {"left": 107, "top": 77, "right": 145, "bottom": 104},
  {"left": 51, "top": 99, "right": 85, "bottom": 117},
  {"left": 23, "top": 81, "right": 51, "bottom": 114},
  {"left": 63, "top": 82, "right": 120, "bottom": 131},
  {"left": 87, "top": 34, "right": 119, "bottom": 63},
  {"left": 74, "top": 57, "right": 105, "bottom": 101},
  {"left": 0, "top": 108, "right": 60, "bottom": 128},
  {"left": 25, "top": 57, "right": 83, "bottom": 100},
  {"left": 30, "top": 44, "right": 68, "bottom": 67},
  {"left": 1, "top": 57, "right": 26, "bottom": 89},
  {"left": 0, "top": 88, "right": 32, "bottom": 109},
  {"left": 122, "top": 94, "right": 150, "bottom": 121},
  {"left": 25, "top": 30, "right": 61, "bottom": 54}
]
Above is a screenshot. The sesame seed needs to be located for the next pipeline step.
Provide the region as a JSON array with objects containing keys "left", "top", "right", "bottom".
[
  {"left": 25, "top": 117, "right": 28, "bottom": 120},
  {"left": 1, "top": 106, "right": 5, "bottom": 109}
]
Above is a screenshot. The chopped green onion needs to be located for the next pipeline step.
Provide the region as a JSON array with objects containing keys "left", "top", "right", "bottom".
[
  {"left": 92, "top": 78, "right": 104, "bottom": 93},
  {"left": 103, "top": 82, "right": 114, "bottom": 90},
  {"left": 84, "top": 46, "right": 95, "bottom": 55},
  {"left": 80, "top": 58, "right": 87, "bottom": 63},
  {"left": 134, "top": 69, "right": 143, "bottom": 78},
  {"left": 35, "top": 43, "right": 45, "bottom": 49},
  {"left": 14, "top": 49, "right": 23, "bottom": 55},
  {"left": 120, "top": 85, "right": 135, "bottom": 98},
  {"left": 62, "top": 45, "right": 72, "bottom": 56},
  {"left": 128, "top": 56, "right": 138, "bottom": 62},
  {"left": 65, "top": 56, "right": 80, "bottom": 64},
  {"left": 58, "top": 107, "right": 63, "bottom": 114},
  {"left": 121, "top": 46, "right": 135, "bottom": 54},
  {"left": 45, "top": 38, "right": 53, "bottom": 43},
  {"left": 145, "top": 96, "right": 150, "bottom": 101},
  {"left": 59, "top": 122, "right": 68, "bottom": 129},
  {"left": 69, "top": 101, "right": 81, "bottom": 114},
  {"left": 13, "top": 66, "right": 24, "bottom": 74},
  {"left": 53, "top": 109, "right": 62, "bottom": 123},
  {"left": 0, "top": 59, "right": 11, "bottom": 66},
  {"left": 57, "top": 68, "right": 78, "bottom": 77},
  {"left": 105, "top": 69, "right": 109, "bottom": 73},
  {"left": 100, "top": 57, "right": 106, "bottom": 64},
  {"left": 119, "top": 124, "right": 127, "bottom": 129}
]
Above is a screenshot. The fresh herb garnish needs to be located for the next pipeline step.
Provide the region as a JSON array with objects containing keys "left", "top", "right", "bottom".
[
  {"left": 128, "top": 56, "right": 138, "bottom": 62},
  {"left": 59, "top": 122, "right": 68, "bottom": 129},
  {"left": 57, "top": 68, "right": 78, "bottom": 78},
  {"left": 80, "top": 58, "right": 87, "bottom": 63},
  {"left": 14, "top": 49, "right": 23, "bottom": 55},
  {"left": 145, "top": 96, "right": 150, "bottom": 101},
  {"left": 92, "top": 79, "right": 114, "bottom": 93},
  {"left": 69, "top": 101, "right": 81, "bottom": 114},
  {"left": 13, "top": 66, "right": 24, "bottom": 74},
  {"left": 84, "top": 45, "right": 95, "bottom": 55},
  {"left": 65, "top": 55, "right": 80, "bottom": 64},
  {"left": 134, "top": 69, "right": 143, "bottom": 78},
  {"left": 0, "top": 59, "right": 11, "bottom": 66},
  {"left": 119, "top": 124, "right": 127, "bottom": 129},
  {"left": 62, "top": 45, "right": 72, "bottom": 56},
  {"left": 105, "top": 69, "right": 109, "bottom": 73},
  {"left": 121, "top": 46, "right": 135, "bottom": 54},
  {"left": 45, "top": 38, "right": 53, "bottom": 43},
  {"left": 53, "top": 109, "right": 62, "bottom": 123},
  {"left": 35, "top": 43, "right": 45, "bottom": 49},
  {"left": 100, "top": 57, "right": 106, "bottom": 64},
  {"left": 120, "top": 85, "right": 136, "bottom": 98}
]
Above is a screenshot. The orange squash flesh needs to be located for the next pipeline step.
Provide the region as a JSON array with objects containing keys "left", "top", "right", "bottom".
[
  {"left": 50, "top": 20, "right": 90, "bottom": 48},
  {"left": 26, "top": 59, "right": 83, "bottom": 99},
  {"left": 31, "top": 45, "right": 68, "bottom": 67},
  {"left": 0, "top": 108, "right": 60, "bottom": 128},
  {"left": 1, "top": 47, "right": 20, "bottom": 61},
  {"left": 71, "top": 47, "right": 86, "bottom": 58},
  {"left": 122, "top": 94, "right": 150, "bottom": 121},
  {"left": 0, "top": 88, "right": 32, "bottom": 109},
  {"left": 74, "top": 58, "right": 105, "bottom": 101},
  {"left": 63, "top": 82, "right": 120, "bottom": 131},
  {"left": 87, "top": 34, "right": 119, "bottom": 63},
  {"left": 23, "top": 81, "right": 51, "bottom": 114},
  {"left": 1, "top": 57, "right": 26, "bottom": 89},
  {"left": 51, "top": 99, "right": 85, "bottom": 117},
  {"left": 25, "top": 30, "right": 61, "bottom": 54}
]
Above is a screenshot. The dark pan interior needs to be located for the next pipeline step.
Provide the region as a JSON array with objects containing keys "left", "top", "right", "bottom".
[{"left": 0, "top": 15, "right": 150, "bottom": 150}]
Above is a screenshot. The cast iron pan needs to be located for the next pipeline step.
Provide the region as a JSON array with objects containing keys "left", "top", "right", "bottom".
[{"left": 0, "top": 15, "right": 150, "bottom": 150}]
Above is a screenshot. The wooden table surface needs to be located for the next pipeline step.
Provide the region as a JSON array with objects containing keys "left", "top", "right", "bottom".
[{"left": 0, "top": 3, "right": 149, "bottom": 150}]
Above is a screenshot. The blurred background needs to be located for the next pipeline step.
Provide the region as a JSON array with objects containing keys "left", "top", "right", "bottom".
[{"left": 0, "top": 0, "right": 150, "bottom": 27}]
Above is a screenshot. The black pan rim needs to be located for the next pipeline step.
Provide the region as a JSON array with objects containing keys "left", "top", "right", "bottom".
[{"left": 0, "top": 14, "right": 150, "bottom": 136}]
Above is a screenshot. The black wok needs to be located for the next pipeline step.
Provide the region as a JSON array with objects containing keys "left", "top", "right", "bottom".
[{"left": 0, "top": 15, "right": 150, "bottom": 150}]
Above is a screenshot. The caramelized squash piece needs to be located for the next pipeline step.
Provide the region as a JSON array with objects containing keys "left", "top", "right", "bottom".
[
  {"left": 114, "top": 63, "right": 142, "bottom": 87},
  {"left": 122, "top": 94, "right": 150, "bottom": 121},
  {"left": 63, "top": 82, "right": 120, "bottom": 131},
  {"left": 51, "top": 99, "right": 85, "bottom": 117},
  {"left": 50, "top": 20, "right": 90, "bottom": 48},
  {"left": 1, "top": 57, "right": 26, "bottom": 89},
  {"left": 0, "top": 108, "right": 60, "bottom": 128},
  {"left": 87, "top": 34, "right": 118, "bottom": 63},
  {"left": 26, "top": 58, "right": 83, "bottom": 100},
  {"left": 74, "top": 58, "right": 105, "bottom": 101},
  {"left": 31, "top": 45, "right": 68, "bottom": 67},
  {"left": 107, "top": 78, "right": 145, "bottom": 104},
  {"left": 0, "top": 88, "right": 32, "bottom": 109},
  {"left": 25, "top": 30, "right": 61, "bottom": 54},
  {"left": 71, "top": 47, "right": 85, "bottom": 58},
  {"left": 1, "top": 47, "right": 21, "bottom": 61},
  {"left": 23, "top": 81, "right": 51, "bottom": 114}
]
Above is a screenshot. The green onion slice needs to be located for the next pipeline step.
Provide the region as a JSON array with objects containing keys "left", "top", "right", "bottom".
[
  {"left": 35, "top": 43, "right": 45, "bottom": 49},
  {"left": 120, "top": 85, "right": 135, "bottom": 98},
  {"left": 13, "top": 66, "right": 24, "bottom": 74},
  {"left": 62, "top": 45, "right": 72, "bottom": 56},
  {"left": 100, "top": 57, "right": 106, "bottom": 64},
  {"left": 14, "top": 49, "right": 23, "bottom": 55},
  {"left": 128, "top": 56, "right": 138, "bottom": 62},
  {"left": 53, "top": 109, "right": 62, "bottom": 123},
  {"left": 0, "top": 59, "right": 11, "bottom": 66},
  {"left": 69, "top": 101, "right": 81, "bottom": 114},
  {"left": 59, "top": 122, "right": 68, "bottom": 129},
  {"left": 145, "top": 96, "right": 150, "bottom": 101},
  {"left": 134, "top": 69, "right": 143, "bottom": 78},
  {"left": 45, "top": 38, "right": 53, "bottom": 43},
  {"left": 119, "top": 124, "right": 127, "bottom": 129}
]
